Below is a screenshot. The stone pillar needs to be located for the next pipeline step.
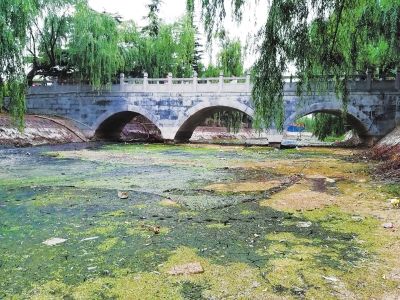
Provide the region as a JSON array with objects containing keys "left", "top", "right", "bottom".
[
  {"left": 246, "top": 71, "right": 251, "bottom": 92},
  {"left": 53, "top": 77, "right": 58, "bottom": 92},
  {"left": 144, "top": 72, "right": 148, "bottom": 91},
  {"left": 168, "top": 72, "right": 172, "bottom": 92},
  {"left": 367, "top": 69, "right": 372, "bottom": 90},
  {"left": 193, "top": 71, "right": 198, "bottom": 92},
  {"left": 120, "top": 73, "right": 124, "bottom": 92},
  {"left": 396, "top": 67, "right": 400, "bottom": 90},
  {"left": 219, "top": 71, "right": 223, "bottom": 92}
]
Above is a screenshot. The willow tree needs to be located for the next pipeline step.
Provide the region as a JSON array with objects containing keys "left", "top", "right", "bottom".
[
  {"left": 69, "top": 4, "right": 125, "bottom": 90},
  {"left": 25, "top": 0, "right": 79, "bottom": 86},
  {"left": 0, "top": 0, "right": 39, "bottom": 128},
  {"left": 197, "top": 0, "right": 400, "bottom": 131}
]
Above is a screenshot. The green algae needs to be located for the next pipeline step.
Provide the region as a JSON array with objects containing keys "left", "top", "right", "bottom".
[{"left": 0, "top": 144, "right": 399, "bottom": 299}]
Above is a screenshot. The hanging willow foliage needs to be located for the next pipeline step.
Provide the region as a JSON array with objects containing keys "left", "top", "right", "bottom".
[
  {"left": 313, "top": 113, "right": 347, "bottom": 140},
  {"left": 196, "top": 0, "right": 400, "bottom": 132},
  {"left": 210, "top": 111, "right": 243, "bottom": 133},
  {"left": 0, "top": 0, "right": 35, "bottom": 128},
  {"left": 70, "top": 4, "right": 124, "bottom": 90}
]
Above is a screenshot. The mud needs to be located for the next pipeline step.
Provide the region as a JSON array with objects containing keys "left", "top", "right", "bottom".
[{"left": 0, "top": 143, "right": 400, "bottom": 299}]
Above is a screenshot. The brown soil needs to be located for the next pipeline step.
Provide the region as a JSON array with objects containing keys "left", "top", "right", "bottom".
[{"left": 368, "top": 126, "right": 400, "bottom": 181}]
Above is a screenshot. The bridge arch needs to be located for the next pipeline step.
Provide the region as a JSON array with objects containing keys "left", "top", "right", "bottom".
[
  {"left": 284, "top": 102, "right": 379, "bottom": 143},
  {"left": 92, "top": 104, "right": 162, "bottom": 140},
  {"left": 174, "top": 99, "right": 254, "bottom": 141}
]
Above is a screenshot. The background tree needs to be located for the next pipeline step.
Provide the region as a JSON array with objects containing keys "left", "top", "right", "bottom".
[
  {"left": 142, "top": 0, "right": 163, "bottom": 37},
  {"left": 216, "top": 36, "right": 243, "bottom": 77}
]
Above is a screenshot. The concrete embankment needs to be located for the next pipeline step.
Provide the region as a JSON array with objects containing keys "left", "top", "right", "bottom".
[{"left": 0, "top": 114, "right": 86, "bottom": 147}]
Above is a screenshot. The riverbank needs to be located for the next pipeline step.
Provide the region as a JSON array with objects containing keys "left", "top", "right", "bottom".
[{"left": 0, "top": 114, "right": 86, "bottom": 147}]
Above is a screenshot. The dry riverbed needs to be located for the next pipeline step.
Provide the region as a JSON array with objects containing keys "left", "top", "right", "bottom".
[{"left": 0, "top": 143, "right": 399, "bottom": 299}]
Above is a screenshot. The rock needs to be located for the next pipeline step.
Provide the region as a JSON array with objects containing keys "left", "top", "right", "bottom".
[
  {"left": 296, "top": 221, "right": 312, "bottom": 228},
  {"left": 118, "top": 191, "right": 129, "bottom": 199},
  {"left": 166, "top": 262, "right": 204, "bottom": 275}
]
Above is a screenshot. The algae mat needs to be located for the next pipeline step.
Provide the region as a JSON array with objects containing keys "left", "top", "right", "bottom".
[{"left": 0, "top": 143, "right": 399, "bottom": 299}]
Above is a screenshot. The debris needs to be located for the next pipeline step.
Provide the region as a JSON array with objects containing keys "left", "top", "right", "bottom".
[
  {"left": 253, "top": 234, "right": 260, "bottom": 238},
  {"left": 87, "top": 266, "right": 97, "bottom": 271},
  {"left": 161, "top": 199, "right": 180, "bottom": 206},
  {"left": 42, "top": 238, "right": 67, "bottom": 246},
  {"left": 322, "top": 276, "right": 339, "bottom": 282},
  {"left": 390, "top": 198, "right": 399, "bottom": 208},
  {"left": 296, "top": 221, "right": 312, "bottom": 228},
  {"left": 326, "top": 178, "right": 335, "bottom": 183},
  {"left": 166, "top": 262, "right": 204, "bottom": 275},
  {"left": 118, "top": 191, "right": 129, "bottom": 199},
  {"left": 141, "top": 224, "right": 160, "bottom": 234},
  {"left": 383, "top": 222, "right": 394, "bottom": 228},
  {"left": 81, "top": 236, "right": 99, "bottom": 242}
]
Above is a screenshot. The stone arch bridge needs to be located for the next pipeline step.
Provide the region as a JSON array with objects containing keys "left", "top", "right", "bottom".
[{"left": 26, "top": 72, "right": 400, "bottom": 144}]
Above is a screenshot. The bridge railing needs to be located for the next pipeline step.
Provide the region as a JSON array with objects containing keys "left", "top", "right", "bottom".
[
  {"left": 119, "top": 71, "right": 251, "bottom": 93},
  {"left": 27, "top": 68, "right": 400, "bottom": 95}
]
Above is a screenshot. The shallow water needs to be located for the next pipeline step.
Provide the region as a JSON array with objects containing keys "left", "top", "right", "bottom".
[{"left": 0, "top": 143, "right": 399, "bottom": 299}]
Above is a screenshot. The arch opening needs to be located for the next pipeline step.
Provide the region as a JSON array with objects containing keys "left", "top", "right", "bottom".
[
  {"left": 95, "top": 111, "right": 162, "bottom": 141},
  {"left": 286, "top": 108, "right": 372, "bottom": 144},
  {"left": 175, "top": 106, "right": 253, "bottom": 142}
]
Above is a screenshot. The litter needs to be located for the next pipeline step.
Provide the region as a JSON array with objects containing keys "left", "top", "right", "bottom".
[
  {"left": 382, "top": 222, "right": 394, "bottom": 228},
  {"left": 322, "top": 276, "right": 339, "bottom": 282},
  {"left": 81, "top": 236, "right": 99, "bottom": 242},
  {"left": 42, "top": 238, "right": 67, "bottom": 246}
]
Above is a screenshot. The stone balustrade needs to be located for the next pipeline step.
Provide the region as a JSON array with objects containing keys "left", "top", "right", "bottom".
[{"left": 28, "top": 69, "right": 400, "bottom": 95}]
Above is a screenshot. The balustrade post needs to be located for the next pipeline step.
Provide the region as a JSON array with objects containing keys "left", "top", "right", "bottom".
[
  {"left": 246, "top": 71, "right": 251, "bottom": 92},
  {"left": 367, "top": 69, "right": 372, "bottom": 90},
  {"left": 168, "top": 72, "right": 172, "bottom": 92},
  {"left": 193, "top": 71, "right": 198, "bottom": 92},
  {"left": 396, "top": 67, "right": 400, "bottom": 90},
  {"left": 53, "top": 77, "right": 58, "bottom": 91},
  {"left": 120, "top": 73, "right": 124, "bottom": 92},
  {"left": 144, "top": 72, "right": 148, "bottom": 91},
  {"left": 219, "top": 71, "right": 223, "bottom": 92}
]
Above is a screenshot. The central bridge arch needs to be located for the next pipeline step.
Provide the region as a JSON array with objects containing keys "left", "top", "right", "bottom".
[
  {"left": 92, "top": 104, "right": 161, "bottom": 140},
  {"left": 174, "top": 99, "right": 254, "bottom": 141}
]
